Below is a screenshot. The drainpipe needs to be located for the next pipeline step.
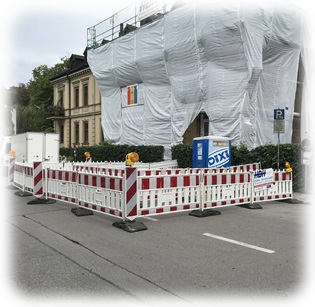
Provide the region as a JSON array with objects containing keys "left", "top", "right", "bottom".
[{"left": 66, "top": 75, "right": 71, "bottom": 148}]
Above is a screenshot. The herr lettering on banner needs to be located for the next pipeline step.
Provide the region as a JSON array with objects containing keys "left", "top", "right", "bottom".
[
  {"left": 138, "top": 0, "right": 161, "bottom": 20},
  {"left": 253, "top": 168, "right": 274, "bottom": 192}
]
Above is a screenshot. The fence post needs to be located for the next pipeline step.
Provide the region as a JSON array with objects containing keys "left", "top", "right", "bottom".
[
  {"left": 239, "top": 171, "right": 262, "bottom": 209},
  {"left": 124, "top": 167, "right": 138, "bottom": 221},
  {"left": 71, "top": 169, "right": 93, "bottom": 216},
  {"left": 113, "top": 167, "right": 147, "bottom": 232},
  {"left": 189, "top": 169, "right": 221, "bottom": 217}
]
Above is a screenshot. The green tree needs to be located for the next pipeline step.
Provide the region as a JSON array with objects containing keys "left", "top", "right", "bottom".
[
  {"left": 27, "top": 57, "right": 70, "bottom": 132},
  {"left": 0, "top": 81, "right": 10, "bottom": 106},
  {"left": 8, "top": 83, "right": 29, "bottom": 107},
  {"left": 0, "top": 106, "right": 14, "bottom": 136}
]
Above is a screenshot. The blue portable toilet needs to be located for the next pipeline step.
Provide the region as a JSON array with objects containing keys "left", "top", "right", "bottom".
[{"left": 192, "top": 136, "right": 232, "bottom": 168}]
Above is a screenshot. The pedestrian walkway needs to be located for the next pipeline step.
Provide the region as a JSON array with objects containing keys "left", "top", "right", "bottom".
[{"left": 292, "top": 191, "right": 313, "bottom": 204}]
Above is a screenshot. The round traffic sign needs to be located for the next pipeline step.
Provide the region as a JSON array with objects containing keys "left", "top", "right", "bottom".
[{"left": 301, "top": 138, "right": 311, "bottom": 151}]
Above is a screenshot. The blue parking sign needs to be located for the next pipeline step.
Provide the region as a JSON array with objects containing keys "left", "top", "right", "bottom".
[{"left": 274, "top": 109, "right": 285, "bottom": 120}]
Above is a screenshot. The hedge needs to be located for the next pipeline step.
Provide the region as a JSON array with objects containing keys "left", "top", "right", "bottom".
[{"left": 60, "top": 143, "right": 304, "bottom": 190}]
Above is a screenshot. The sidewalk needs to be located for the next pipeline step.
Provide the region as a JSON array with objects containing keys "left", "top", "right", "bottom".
[{"left": 292, "top": 191, "right": 313, "bottom": 204}]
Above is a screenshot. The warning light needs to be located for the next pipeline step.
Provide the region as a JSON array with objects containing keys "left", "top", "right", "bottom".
[
  {"left": 125, "top": 152, "right": 139, "bottom": 167},
  {"left": 9, "top": 150, "right": 16, "bottom": 157},
  {"left": 285, "top": 161, "right": 292, "bottom": 173}
]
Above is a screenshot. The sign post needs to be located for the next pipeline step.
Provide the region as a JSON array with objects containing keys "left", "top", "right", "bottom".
[
  {"left": 301, "top": 137, "right": 311, "bottom": 191},
  {"left": 274, "top": 108, "right": 285, "bottom": 170}
]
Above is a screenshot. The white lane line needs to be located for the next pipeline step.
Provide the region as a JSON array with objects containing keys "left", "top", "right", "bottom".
[{"left": 203, "top": 233, "right": 275, "bottom": 254}]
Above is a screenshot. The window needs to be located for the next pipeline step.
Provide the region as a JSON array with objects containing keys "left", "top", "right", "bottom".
[
  {"left": 60, "top": 125, "right": 64, "bottom": 144},
  {"left": 58, "top": 90, "right": 64, "bottom": 108},
  {"left": 200, "top": 112, "right": 209, "bottom": 136},
  {"left": 74, "top": 122, "right": 80, "bottom": 144},
  {"left": 83, "top": 84, "right": 89, "bottom": 106},
  {"left": 83, "top": 121, "right": 89, "bottom": 144},
  {"left": 74, "top": 87, "right": 79, "bottom": 108}
]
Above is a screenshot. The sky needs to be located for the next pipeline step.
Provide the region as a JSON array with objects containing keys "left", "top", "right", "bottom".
[
  {"left": 1, "top": 0, "right": 136, "bottom": 89},
  {"left": 1, "top": 0, "right": 314, "bottom": 89}
]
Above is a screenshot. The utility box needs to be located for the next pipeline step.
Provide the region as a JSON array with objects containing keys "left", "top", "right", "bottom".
[
  {"left": 10, "top": 132, "right": 60, "bottom": 163},
  {"left": 192, "top": 136, "right": 232, "bottom": 168}
]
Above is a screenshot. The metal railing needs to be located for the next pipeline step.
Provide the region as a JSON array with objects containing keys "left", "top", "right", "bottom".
[{"left": 87, "top": 0, "right": 178, "bottom": 49}]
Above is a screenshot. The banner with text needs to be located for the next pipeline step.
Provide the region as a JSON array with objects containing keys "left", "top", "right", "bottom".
[{"left": 253, "top": 168, "right": 274, "bottom": 192}]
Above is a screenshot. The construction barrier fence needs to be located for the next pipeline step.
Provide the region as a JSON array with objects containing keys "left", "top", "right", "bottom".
[{"left": 10, "top": 160, "right": 292, "bottom": 221}]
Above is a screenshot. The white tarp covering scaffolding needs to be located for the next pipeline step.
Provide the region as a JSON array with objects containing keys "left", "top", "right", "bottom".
[{"left": 87, "top": 0, "right": 305, "bottom": 159}]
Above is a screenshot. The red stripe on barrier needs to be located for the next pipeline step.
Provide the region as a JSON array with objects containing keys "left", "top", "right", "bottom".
[
  {"left": 110, "top": 178, "right": 115, "bottom": 190},
  {"left": 127, "top": 181, "right": 137, "bottom": 198},
  {"left": 92, "top": 175, "right": 97, "bottom": 187},
  {"left": 170, "top": 176, "right": 177, "bottom": 188},
  {"left": 157, "top": 177, "right": 164, "bottom": 189},
  {"left": 142, "top": 178, "right": 149, "bottom": 190},
  {"left": 231, "top": 174, "right": 235, "bottom": 184},
  {"left": 101, "top": 177, "right": 106, "bottom": 188},
  {"left": 240, "top": 174, "right": 244, "bottom": 183},
  {"left": 184, "top": 176, "right": 190, "bottom": 187}
]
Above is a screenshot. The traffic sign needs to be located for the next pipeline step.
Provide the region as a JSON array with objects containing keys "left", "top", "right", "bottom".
[
  {"left": 274, "top": 109, "right": 285, "bottom": 120},
  {"left": 273, "top": 120, "right": 285, "bottom": 133},
  {"left": 301, "top": 138, "right": 311, "bottom": 151}
]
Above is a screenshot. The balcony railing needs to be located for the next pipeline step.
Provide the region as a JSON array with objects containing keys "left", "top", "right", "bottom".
[{"left": 87, "top": 0, "right": 180, "bottom": 49}]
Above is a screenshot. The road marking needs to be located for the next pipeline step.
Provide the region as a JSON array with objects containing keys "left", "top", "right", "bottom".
[{"left": 202, "top": 233, "right": 275, "bottom": 254}]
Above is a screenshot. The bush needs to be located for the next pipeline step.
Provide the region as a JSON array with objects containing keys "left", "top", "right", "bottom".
[
  {"left": 61, "top": 143, "right": 303, "bottom": 190},
  {"left": 60, "top": 144, "right": 164, "bottom": 163}
]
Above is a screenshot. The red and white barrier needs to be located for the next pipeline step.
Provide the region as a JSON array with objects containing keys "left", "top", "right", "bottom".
[
  {"left": 77, "top": 171, "right": 124, "bottom": 218},
  {"left": 137, "top": 171, "right": 201, "bottom": 216},
  {"left": 253, "top": 171, "right": 292, "bottom": 202},
  {"left": 8, "top": 157, "right": 15, "bottom": 183},
  {"left": 12, "top": 162, "right": 35, "bottom": 194},
  {"left": 46, "top": 168, "right": 78, "bottom": 204},
  {"left": 124, "top": 168, "right": 138, "bottom": 219},
  {"left": 33, "top": 162, "right": 43, "bottom": 197},
  {"left": 11, "top": 161, "right": 293, "bottom": 222},
  {"left": 203, "top": 172, "right": 252, "bottom": 208}
]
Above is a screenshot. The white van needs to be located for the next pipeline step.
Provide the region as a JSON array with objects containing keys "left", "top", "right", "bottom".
[{"left": 0, "top": 136, "right": 11, "bottom": 175}]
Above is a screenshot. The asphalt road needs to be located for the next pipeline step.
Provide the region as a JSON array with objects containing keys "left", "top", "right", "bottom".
[{"left": 1, "top": 178, "right": 314, "bottom": 306}]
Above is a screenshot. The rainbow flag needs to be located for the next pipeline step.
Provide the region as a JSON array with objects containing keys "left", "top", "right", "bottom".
[{"left": 127, "top": 85, "right": 138, "bottom": 105}]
